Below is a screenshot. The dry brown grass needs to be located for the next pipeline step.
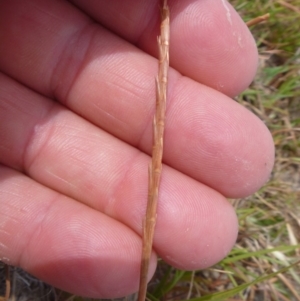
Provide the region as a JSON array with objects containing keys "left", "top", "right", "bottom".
[{"left": 138, "top": 1, "right": 170, "bottom": 300}]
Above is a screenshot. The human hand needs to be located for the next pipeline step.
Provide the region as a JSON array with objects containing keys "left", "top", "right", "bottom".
[{"left": 0, "top": 0, "right": 274, "bottom": 298}]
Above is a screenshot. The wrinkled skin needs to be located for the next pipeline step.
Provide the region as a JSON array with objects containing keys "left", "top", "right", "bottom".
[{"left": 0, "top": 0, "right": 274, "bottom": 298}]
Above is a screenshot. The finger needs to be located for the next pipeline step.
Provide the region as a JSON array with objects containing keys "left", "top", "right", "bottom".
[
  {"left": 0, "top": 166, "right": 156, "bottom": 298},
  {"left": 0, "top": 0, "right": 257, "bottom": 97},
  {"left": 0, "top": 1, "right": 274, "bottom": 197},
  {"left": 70, "top": 0, "right": 258, "bottom": 97},
  {"left": 0, "top": 73, "right": 238, "bottom": 271}
]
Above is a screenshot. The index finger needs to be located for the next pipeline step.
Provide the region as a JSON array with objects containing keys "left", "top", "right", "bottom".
[
  {"left": 70, "top": 0, "right": 258, "bottom": 96},
  {"left": 0, "top": 0, "right": 257, "bottom": 97}
]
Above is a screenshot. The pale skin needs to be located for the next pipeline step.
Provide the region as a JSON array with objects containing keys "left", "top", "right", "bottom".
[{"left": 0, "top": 0, "right": 274, "bottom": 299}]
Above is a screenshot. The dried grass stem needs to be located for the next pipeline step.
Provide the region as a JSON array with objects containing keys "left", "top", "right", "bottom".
[{"left": 137, "top": 1, "right": 170, "bottom": 300}]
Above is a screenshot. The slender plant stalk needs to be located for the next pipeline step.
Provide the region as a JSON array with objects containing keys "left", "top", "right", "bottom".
[
  {"left": 246, "top": 13, "right": 270, "bottom": 27},
  {"left": 137, "top": 1, "right": 170, "bottom": 300}
]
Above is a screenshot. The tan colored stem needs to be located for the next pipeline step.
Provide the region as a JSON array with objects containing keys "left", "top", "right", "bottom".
[
  {"left": 246, "top": 13, "right": 270, "bottom": 27},
  {"left": 137, "top": 1, "right": 169, "bottom": 301}
]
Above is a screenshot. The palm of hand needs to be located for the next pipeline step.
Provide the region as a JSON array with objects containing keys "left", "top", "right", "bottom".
[{"left": 0, "top": 0, "right": 274, "bottom": 298}]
